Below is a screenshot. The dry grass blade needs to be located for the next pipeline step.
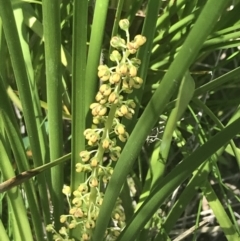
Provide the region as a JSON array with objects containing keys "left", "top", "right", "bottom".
[
  {"left": 0, "top": 153, "right": 71, "bottom": 193},
  {"left": 173, "top": 219, "right": 211, "bottom": 241}
]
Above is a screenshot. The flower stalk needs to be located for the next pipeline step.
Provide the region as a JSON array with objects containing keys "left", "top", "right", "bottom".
[{"left": 47, "top": 19, "right": 146, "bottom": 241}]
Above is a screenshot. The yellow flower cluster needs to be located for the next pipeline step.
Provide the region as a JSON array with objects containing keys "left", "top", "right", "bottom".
[{"left": 47, "top": 19, "right": 146, "bottom": 241}]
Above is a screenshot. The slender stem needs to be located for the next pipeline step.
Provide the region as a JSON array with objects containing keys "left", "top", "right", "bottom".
[
  {"left": 85, "top": 0, "right": 110, "bottom": 118},
  {"left": 71, "top": 0, "right": 88, "bottom": 191},
  {"left": 42, "top": 0, "right": 63, "bottom": 229}
]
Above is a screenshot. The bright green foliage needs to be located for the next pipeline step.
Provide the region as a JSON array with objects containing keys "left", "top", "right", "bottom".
[{"left": 0, "top": 1, "right": 240, "bottom": 241}]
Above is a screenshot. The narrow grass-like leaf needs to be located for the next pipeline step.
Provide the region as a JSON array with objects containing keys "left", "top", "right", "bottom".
[
  {"left": 194, "top": 66, "right": 240, "bottom": 96},
  {"left": 0, "top": 221, "right": 10, "bottom": 241},
  {"left": 42, "top": 0, "right": 64, "bottom": 229},
  {"left": 0, "top": 114, "right": 33, "bottom": 240},
  {"left": 193, "top": 98, "right": 240, "bottom": 168},
  {"left": 153, "top": 0, "right": 186, "bottom": 44},
  {"left": 0, "top": 0, "right": 43, "bottom": 176},
  {"left": 71, "top": 0, "right": 88, "bottom": 190},
  {"left": 0, "top": 0, "right": 51, "bottom": 235},
  {"left": 0, "top": 77, "right": 45, "bottom": 240},
  {"left": 85, "top": 0, "right": 110, "bottom": 117},
  {"left": 151, "top": 71, "right": 195, "bottom": 188},
  {"left": 159, "top": 163, "right": 210, "bottom": 239},
  {"left": 202, "top": 182, "right": 239, "bottom": 241},
  {"left": 13, "top": 5, "right": 51, "bottom": 227},
  {"left": 22, "top": 4, "right": 72, "bottom": 72},
  {"left": 70, "top": 0, "right": 88, "bottom": 238}
]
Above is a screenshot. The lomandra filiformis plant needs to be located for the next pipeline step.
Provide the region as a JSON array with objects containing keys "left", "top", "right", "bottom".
[{"left": 47, "top": 19, "right": 146, "bottom": 241}]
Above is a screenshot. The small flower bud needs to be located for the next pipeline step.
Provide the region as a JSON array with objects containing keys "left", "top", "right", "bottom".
[
  {"left": 98, "top": 106, "right": 107, "bottom": 116},
  {"left": 88, "top": 132, "right": 99, "bottom": 144},
  {"left": 120, "top": 213, "right": 126, "bottom": 222},
  {"left": 112, "top": 230, "right": 121, "bottom": 237},
  {"left": 110, "top": 50, "right": 122, "bottom": 62},
  {"left": 76, "top": 163, "right": 86, "bottom": 172},
  {"left": 109, "top": 72, "right": 121, "bottom": 84},
  {"left": 127, "top": 42, "right": 137, "bottom": 54},
  {"left": 98, "top": 65, "right": 107, "bottom": 71},
  {"left": 99, "top": 84, "right": 112, "bottom": 96},
  {"left": 90, "top": 157, "right": 99, "bottom": 167},
  {"left": 95, "top": 91, "right": 103, "bottom": 102},
  {"left": 98, "top": 71, "right": 110, "bottom": 80},
  {"left": 59, "top": 226, "right": 67, "bottom": 235},
  {"left": 109, "top": 146, "right": 121, "bottom": 161},
  {"left": 107, "top": 167, "right": 114, "bottom": 175},
  {"left": 96, "top": 196, "right": 104, "bottom": 206},
  {"left": 60, "top": 215, "right": 67, "bottom": 223},
  {"left": 46, "top": 224, "right": 54, "bottom": 232},
  {"left": 102, "top": 175, "right": 110, "bottom": 183},
  {"left": 134, "top": 35, "right": 146, "bottom": 46},
  {"left": 82, "top": 233, "right": 91, "bottom": 240},
  {"left": 95, "top": 91, "right": 107, "bottom": 104},
  {"left": 100, "top": 99, "right": 107, "bottom": 104},
  {"left": 53, "top": 235, "right": 60, "bottom": 240},
  {"left": 108, "top": 92, "right": 119, "bottom": 104},
  {"left": 110, "top": 36, "right": 126, "bottom": 48},
  {"left": 89, "top": 177, "right": 99, "bottom": 187},
  {"left": 129, "top": 65, "right": 137, "bottom": 77},
  {"left": 128, "top": 48, "right": 137, "bottom": 54},
  {"left": 114, "top": 124, "right": 125, "bottom": 135},
  {"left": 62, "top": 185, "right": 71, "bottom": 196},
  {"left": 119, "top": 19, "right": 130, "bottom": 31},
  {"left": 90, "top": 102, "right": 99, "bottom": 112},
  {"left": 122, "top": 78, "right": 130, "bottom": 88},
  {"left": 124, "top": 111, "right": 133, "bottom": 119},
  {"left": 128, "top": 78, "right": 135, "bottom": 88},
  {"left": 116, "top": 63, "right": 128, "bottom": 75},
  {"left": 110, "top": 152, "right": 119, "bottom": 161},
  {"left": 102, "top": 138, "right": 111, "bottom": 149},
  {"left": 79, "top": 150, "right": 91, "bottom": 162},
  {"left": 118, "top": 131, "right": 129, "bottom": 142},
  {"left": 73, "top": 190, "right": 81, "bottom": 197},
  {"left": 116, "top": 109, "right": 123, "bottom": 117},
  {"left": 78, "top": 183, "right": 88, "bottom": 193},
  {"left": 84, "top": 128, "right": 94, "bottom": 138},
  {"left": 129, "top": 107, "right": 135, "bottom": 114},
  {"left": 90, "top": 105, "right": 99, "bottom": 116},
  {"left": 113, "top": 211, "right": 121, "bottom": 220},
  {"left": 130, "top": 58, "right": 141, "bottom": 67},
  {"left": 98, "top": 65, "right": 110, "bottom": 81},
  {"left": 122, "top": 78, "right": 133, "bottom": 93},
  {"left": 72, "top": 197, "right": 82, "bottom": 207},
  {"left": 85, "top": 220, "right": 95, "bottom": 229},
  {"left": 120, "top": 105, "right": 128, "bottom": 115},
  {"left": 98, "top": 166, "right": 104, "bottom": 175},
  {"left": 69, "top": 220, "right": 77, "bottom": 229},
  {"left": 90, "top": 209, "right": 99, "bottom": 220},
  {"left": 133, "top": 76, "right": 143, "bottom": 88},
  {"left": 74, "top": 208, "right": 84, "bottom": 218},
  {"left": 93, "top": 116, "right": 100, "bottom": 124},
  {"left": 127, "top": 100, "right": 136, "bottom": 108},
  {"left": 90, "top": 103, "right": 107, "bottom": 116},
  {"left": 69, "top": 207, "right": 76, "bottom": 215}
]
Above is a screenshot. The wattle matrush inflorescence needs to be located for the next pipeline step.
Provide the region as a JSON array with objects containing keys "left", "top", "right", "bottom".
[{"left": 47, "top": 19, "right": 146, "bottom": 241}]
